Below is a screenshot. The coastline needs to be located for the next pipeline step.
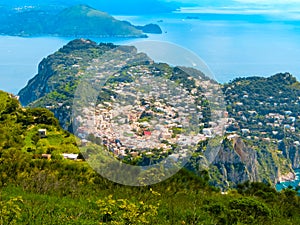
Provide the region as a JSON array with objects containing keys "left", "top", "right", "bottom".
[
  {"left": 276, "top": 169, "right": 300, "bottom": 192},
  {"left": 278, "top": 171, "right": 296, "bottom": 183}
]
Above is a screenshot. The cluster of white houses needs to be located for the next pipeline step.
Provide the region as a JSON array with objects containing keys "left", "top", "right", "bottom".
[
  {"left": 74, "top": 66, "right": 227, "bottom": 159},
  {"left": 225, "top": 109, "right": 299, "bottom": 144}
]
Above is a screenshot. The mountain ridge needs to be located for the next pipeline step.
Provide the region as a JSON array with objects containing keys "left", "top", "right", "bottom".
[{"left": 0, "top": 4, "right": 162, "bottom": 37}]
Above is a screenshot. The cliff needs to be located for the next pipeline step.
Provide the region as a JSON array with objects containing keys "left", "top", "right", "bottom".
[
  {"left": 186, "top": 136, "right": 294, "bottom": 189},
  {"left": 19, "top": 39, "right": 120, "bottom": 131}
]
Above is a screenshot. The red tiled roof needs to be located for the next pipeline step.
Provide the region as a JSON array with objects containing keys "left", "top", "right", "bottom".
[{"left": 144, "top": 131, "right": 151, "bottom": 136}]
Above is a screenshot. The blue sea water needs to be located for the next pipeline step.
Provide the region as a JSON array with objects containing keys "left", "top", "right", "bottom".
[
  {"left": 1, "top": 12, "right": 300, "bottom": 93},
  {"left": 276, "top": 169, "right": 300, "bottom": 194}
]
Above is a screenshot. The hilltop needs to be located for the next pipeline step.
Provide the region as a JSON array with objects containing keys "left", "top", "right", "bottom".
[
  {"left": 0, "top": 4, "right": 162, "bottom": 37},
  {"left": 0, "top": 44, "right": 300, "bottom": 224},
  {"left": 18, "top": 39, "right": 300, "bottom": 189}
]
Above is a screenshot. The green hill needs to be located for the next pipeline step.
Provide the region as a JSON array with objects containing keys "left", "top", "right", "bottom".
[
  {"left": 0, "top": 90, "right": 79, "bottom": 158},
  {"left": 49, "top": 5, "right": 144, "bottom": 37},
  {"left": 18, "top": 39, "right": 299, "bottom": 190},
  {"left": 0, "top": 90, "right": 300, "bottom": 224},
  {"left": 0, "top": 5, "right": 162, "bottom": 37},
  {"left": 223, "top": 74, "right": 300, "bottom": 170}
]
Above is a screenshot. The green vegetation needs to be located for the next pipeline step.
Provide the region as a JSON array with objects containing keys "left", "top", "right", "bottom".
[
  {"left": 224, "top": 73, "right": 300, "bottom": 136},
  {"left": 0, "top": 5, "right": 152, "bottom": 37},
  {"left": 17, "top": 40, "right": 300, "bottom": 191},
  {"left": 0, "top": 90, "right": 300, "bottom": 224},
  {"left": 223, "top": 73, "right": 300, "bottom": 188},
  {"left": 0, "top": 90, "right": 78, "bottom": 157}
]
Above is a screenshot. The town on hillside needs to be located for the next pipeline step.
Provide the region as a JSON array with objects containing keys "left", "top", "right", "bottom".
[{"left": 74, "top": 63, "right": 227, "bottom": 161}]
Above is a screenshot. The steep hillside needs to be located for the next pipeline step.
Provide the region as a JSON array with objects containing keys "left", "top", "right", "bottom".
[
  {"left": 18, "top": 39, "right": 299, "bottom": 189},
  {"left": 1, "top": 91, "right": 300, "bottom": 224},
  {"left": 49, "top": 5, "right": 144, "bottom": 37},
  {"left": 223, "top": 74, "right": 300, "bottom": 171},
  {"left": 18, "top": 39, "right": 120, "bottom": 131},
  {"left": 0, "top": 90, "right": 79, "bottom": 158}
]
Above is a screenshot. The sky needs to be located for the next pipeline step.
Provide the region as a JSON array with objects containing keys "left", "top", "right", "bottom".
[
  {"left": 3, "top": 0, "right": 300, "bottom": 16},
  {"left": 173, "top": 0, "right": 300, "bottom": 19},
  {"left": 179, "top": 0, "right": 300, "bottom": 9}
]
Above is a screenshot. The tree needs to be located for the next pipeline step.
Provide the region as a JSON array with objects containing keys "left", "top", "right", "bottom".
[
  {"left": 228, "top": 197, "right": 272, "bottom": 224},
  {"left": 97, "top": 195, "right": 159, "bottom": 224},
  {"left": 0, "top": 195, "right": 23, "bottom": 225}
]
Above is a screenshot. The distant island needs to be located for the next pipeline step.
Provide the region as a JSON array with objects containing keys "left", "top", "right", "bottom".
[{"left": 0, "top": 4, "right": 162, "bottom": 37}]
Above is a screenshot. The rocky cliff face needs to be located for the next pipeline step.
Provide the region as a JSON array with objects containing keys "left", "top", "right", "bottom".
[
  {"left": 283, "top": 145, "right": 300, "bottom": 169},
  {"left": 19, "top": 57, "right": 56, "bottom": 106},
  {"left": 212, "top": 138, "right": 259, "bottom": 186},
  {"left": 203, "top": 137, "right": 294, "bottom": 188}
]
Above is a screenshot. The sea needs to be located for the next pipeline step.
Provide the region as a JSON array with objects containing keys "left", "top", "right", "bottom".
[
  {"left": 2, "top": 12, "right": 300, "bottom": 93},
  {"left": 276, "top": 169, "right": 300, "bottom": 194},
  {"left": 1, "top": 12, "right": 300, "bottom": 191}
]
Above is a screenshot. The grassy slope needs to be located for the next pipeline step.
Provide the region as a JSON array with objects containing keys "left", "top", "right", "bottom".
[{"left": 0, "top": 90, "right": 300, "bottom": 224}]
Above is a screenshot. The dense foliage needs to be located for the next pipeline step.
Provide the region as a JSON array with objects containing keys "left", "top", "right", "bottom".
[
  {"left": 0, "top": 90, "right": 300, "bottom": 224},
  {"left": 0, "top": 91, "right": 79, "bottom": 158}
]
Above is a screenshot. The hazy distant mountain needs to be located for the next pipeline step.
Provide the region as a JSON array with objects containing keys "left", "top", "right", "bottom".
[
  {"left": 0, "top": 5, "right": 162, "bottom": 37},
  {"left": 48, "top": 5, "right": 144, "bottom": 37}
]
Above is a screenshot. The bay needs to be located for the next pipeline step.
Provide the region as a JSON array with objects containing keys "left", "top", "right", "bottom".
[
  {"left": 1, "top": 12, "right": 300, "bottom": 93},
  {"left": 276, "top": 169, "right": 300, "bottom": 194}
]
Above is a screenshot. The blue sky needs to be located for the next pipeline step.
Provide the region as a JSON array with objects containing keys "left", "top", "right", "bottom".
[
  {"left": 172, "top": 0, "right": 300, "bottom": 19},
  {"left": 171, "top": 0, "right": 300, "bottom": 10}
]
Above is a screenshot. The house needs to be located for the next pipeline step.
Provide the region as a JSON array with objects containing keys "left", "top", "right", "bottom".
[
  {"left": 285, "top": 111, "right": 292, "bottom": 115},
  {"left": 38, "top": 129, "right": 47, "bottom": 138},
  {"left": 227, "top": 134, "right": 239, "bottom": 140},
  {"left": 62, "top": 153, "right": 79, "bottom": 160},
  {"left": 144, "top": 131, "right": 152, "bottom": 136},
  {"left": 241, "top": 129, "right": 250, "bottom": 135},
  {"left": 130, "top": 152, "right": 139, "bottom": 157},
  {"left": 203, "top": 128, "right": 212, "bottom": 136},
  {"left": 160, "top": 131, "right": 172, "bottom": 140},
  {"left": 223, "top": 111, "right": 229, "bottom": 117},
  {"left": 288, "top": 117, "right": 296, "bottom": 122},
  {"left": 41, "top": 154, "right": 51, "bottom": 160},
  {"left": 262, "top": 138, "right": 271, "bottom": 142},
  {"left": 248, "top": 111, "right": 257, "bottom": 115},
  {"left": 81, "top": 139, "right": 89, "bottom": 146}
]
